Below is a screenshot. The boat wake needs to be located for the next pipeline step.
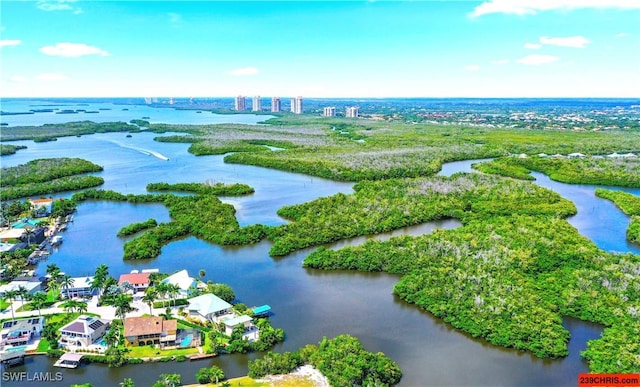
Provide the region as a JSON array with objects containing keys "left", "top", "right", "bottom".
[{"left": 107, "top": 140, "right": 170, "bottom": 160}]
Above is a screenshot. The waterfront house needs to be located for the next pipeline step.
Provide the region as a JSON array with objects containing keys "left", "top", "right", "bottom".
[
  {"left": 222, "top": 315, "right": 257, "bottom": 341},
  {"left": 118, "top": 272, "right": 151, "bottom": 293},
  {"left": 160, "top": 270, "right": 204, "bottom": 299},
  {"left": 29, "top": 199, "right": 53, "bottom": 217},
  {"left": 0, "top": 228, "right": 26, "bottom": 242},
  {"left": 0, "top": 280, "right": 42, "bottom": 300},
  {"left": 59, "top": 315, "right": 110, "bottom": 349},
  {"left": 187, "top": 293, "right": 233, "bottom": 322},
  {"left": 61, "top": 276, "right": 96, "bottom": 299},
  {"left": 1, "top": 317, "right": 45, "bottom": 347},
  {"left": 567, "top": 152, "right": 586, "bottom": 158},
  {"left": 124, "top": 316, "right": 177, "bottom": 347}
]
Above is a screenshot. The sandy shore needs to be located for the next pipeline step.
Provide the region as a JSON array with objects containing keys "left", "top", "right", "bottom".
[{"left": 257, "top": 365, "right": 330, "bottom": 387}]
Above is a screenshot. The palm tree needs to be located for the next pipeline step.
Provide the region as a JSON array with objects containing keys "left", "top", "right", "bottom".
[
  {"left": 4, "top": 289, "right": 18, "bottom": 319},
  {"left": 142, "top": 287, "right": 158, "bottom": 316},
  {"left": 76, "top": 300, "right": 88, "bottom": 314},
  {"left": 159, "top": 307, "right": 173, "bottom": 320},
  {"left": 45, "top": 264, "right": 61, "bottom": 290},
  {"left": 209, "top": 365, "right": 225, "bottom": 386},
  {"left": 62, "top": 299, "right": 81, "bottom": 313},
  {"left": 168, "top": 284, "right": 181, "bottom": 307},
  {"left": 30, "top": 292, "right": 48, "bottom": 317},
  {"left": 16, "top": 285, "right": 28, "bottom": 309},
  {"left": 60, "top": 275, "right": 75, "bottom": 299},
  {"left": 103, "top": 323, "right": 121, "bottom": 348},
  {"left": 114, "top": 294, "right": 134, "bottom": 320},
  {"left": 95, "top": 264, "right": 109, "bottom": 279},
  {"left": 154, "top": 282, "right": 168, "bottom": 304},
  {"left": 91, "top": 264, "right": 109, "bottom": 297},
  {"left": 198, "top": 269, "right": 206, "bottom": 279}
]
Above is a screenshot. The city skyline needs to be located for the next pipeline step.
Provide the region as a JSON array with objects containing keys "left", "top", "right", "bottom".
[{"left": 1, "top": 1, "right": 639, "bottom": 98}]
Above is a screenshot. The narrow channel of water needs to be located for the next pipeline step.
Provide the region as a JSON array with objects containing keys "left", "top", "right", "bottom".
[{"left": 3, "top": 137, "right": 638, "bottom": 386}]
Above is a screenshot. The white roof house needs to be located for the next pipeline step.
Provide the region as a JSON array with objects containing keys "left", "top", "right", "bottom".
[
  {"left": 160, "top": 270, "right": 204, "bottom": 297},
  {"left": 0, "top": 281, "right": 42, "bottom": 299},
  {"left": 187, "top": 293, "right": 232, "bottom": 321},
  {"left": 61, "top": 276, "right": 96, "bottom": 299}
]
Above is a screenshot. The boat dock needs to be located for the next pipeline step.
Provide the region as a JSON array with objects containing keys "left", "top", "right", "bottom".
[
  {"left": 187, "top": 353, "right": 216, "bottom": 361},
  {"left": 53, "top": 353, "right": 83, "bottom": 368},
  {"left": 0, "top": 350, "right": 26, "bottom": 367}
]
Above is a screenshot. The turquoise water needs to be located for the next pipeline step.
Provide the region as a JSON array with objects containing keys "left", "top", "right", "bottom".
[{"left": 179, "top": 335, "right": 193, "bottom": 348}]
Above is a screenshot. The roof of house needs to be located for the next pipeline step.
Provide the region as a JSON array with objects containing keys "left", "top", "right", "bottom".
[
  {"left": 60, "top": 315, "right": 108, "bottom": 335},
  {"left": 1, "top": 317, "right": 45, "bottom": 333},
  {"left": 161, "top": 269, "right": 197, "bottom": 291},
  {"left": 30, "top": 198, "right": 53, "bottom": 204},
  {"left": 64, "top": 276, "right": 94, "bottom": 289},
  {"left": 0, "top": 281, "right": 41, "bottom": 294},
  {"left": 223, "top": 315, "right": 252, "bottom": 327},
  {"left": 124, "top": 316, "right": 177, "bottom": 337},
  {"left": 118, "top": 272, "right": 150, "bottom": 286},
  {"left": 187, "top": 293, "right": 232, "bottom": 316},
  {"left": 0, "top": 229, "right": 26, "bottom": 240}
]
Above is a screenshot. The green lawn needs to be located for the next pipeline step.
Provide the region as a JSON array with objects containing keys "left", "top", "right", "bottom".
[
  {"left": 126, "top": 345, "right": 199, "bottom": 358},
  {"left": 0, "top": 298, "right": 10, "bottom": 311}
]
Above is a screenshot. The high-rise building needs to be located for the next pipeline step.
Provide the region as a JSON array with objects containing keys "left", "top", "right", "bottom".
[
  {"left": 291, "top": 96, "right": 303, "bottom": 114},
  {"left": 252, "top": 96, "right": 261, "bottom": 112},
  {"left": 346, "top": 106, "right": 359, "bottom": 118},
  {"left": 235, "top": 96, "right": 246, "bottom": 111},
  {"left": 323, "top": 107, "right": 336, "bottom": 117},
  {"left": 271, "top": 97, "right": 281, "bottom": 113}
]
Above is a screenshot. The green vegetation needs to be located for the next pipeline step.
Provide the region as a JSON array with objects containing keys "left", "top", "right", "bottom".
[
  {"left": 248, "top": 334, "right": 402, "bottom": 386},
  {"left": 595, "top": 189, "right": 640, "bottom": 244},
  {"left": 146, "top": 181, "right": 254, "bottom": 195},
  {"left": 0, "top": 158, "right": 104, "bottom": 200},
  {"left": 117, "top": 218, "right": 158, "bottom": 237},
  {"left": 475, "top": 156, "right": 640, "bottom": 187},
  {"left": 123, "top": 193, "right": 266, "bottom": 260},
  {"left": 1, "top": 121, "right": 143, "bottom": 142},
  {"left": 0, "top": 144, "right": 27, "bottom": 155},
  {"left": 68, "top": 184, "right": 262, "bottom": 260},
  {"left": 303, "top": 198, "right": 640, "bottom": 369},
  {"left": 268, "top": 173, "right": 575, "bottom": 256}
]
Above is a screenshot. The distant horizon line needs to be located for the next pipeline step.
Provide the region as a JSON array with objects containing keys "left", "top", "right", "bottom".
[{"left": 2, "top": 96, "right": 639, "bottom": 100}]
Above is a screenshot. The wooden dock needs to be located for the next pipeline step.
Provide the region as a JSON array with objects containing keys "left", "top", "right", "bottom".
[{"left": 188, "top": 353, "right": 216, "bottom": 361}]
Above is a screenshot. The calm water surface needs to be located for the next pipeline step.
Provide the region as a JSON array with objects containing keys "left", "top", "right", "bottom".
[
  {"left": 2, "top": 134, "right": 638, "bottom": 386},
  {"left": 0, "top": 100, "right": 272, "bottom": 127}
]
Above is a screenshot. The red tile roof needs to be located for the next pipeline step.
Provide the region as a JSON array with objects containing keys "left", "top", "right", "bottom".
[
  {"left": 124, "top": 316, "right": 176, "bottom": 337},
  {"left": 118, "top": 272, "right": 150, "bottom": 286}
]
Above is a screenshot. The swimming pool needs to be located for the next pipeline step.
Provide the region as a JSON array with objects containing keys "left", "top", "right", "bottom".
[{"left": 179, "top": 334, "right": 193, "bottom": 347}]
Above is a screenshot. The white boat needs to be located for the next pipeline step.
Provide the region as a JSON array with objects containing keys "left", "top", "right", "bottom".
[{"left": 51, "top": 235, "right": 63, "bottom": 246}]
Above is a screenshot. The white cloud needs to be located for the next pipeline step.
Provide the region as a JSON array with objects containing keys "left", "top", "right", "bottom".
[
  {"left": 470, "top": 0, "right": 640, "bottom": 18},
  {"left": 37, "top": 0, "right": 82, "bottom": 14},
  {"left": 524, "top": 42, "right": 542, "bottom": 49},
  {"left": 0, "top": 39, "right": 21, "bottom": 47},
  {"left": 540, "top": 36, "right": 590, "bottom": 48},
  {"left": 36, "top": 73, "right": 67, "bottom": 81},
  {"left": 40, "top": 43, "right": 109, "bottom": 57},
  {"left": 516, "top": 54, "right": 559, "bottom": 65},
  {"left": 464, "top": 65, "right": 480, "bottom": 71},
  {"left": 616, "top": 32, "right": 629, "bottom": 38},
  {"left": 491, "top": 59, "right": 510, "bottom": 65},
  {"left": 10, "top": 75, "right": 29, "bottom": 83},
  {"left": 226, "top": 67, "right": 259, "bottom": 76}
]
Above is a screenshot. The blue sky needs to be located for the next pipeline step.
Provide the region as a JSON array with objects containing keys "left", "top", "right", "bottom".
[{"left": 1, "top": 0, "right": 639, "bottom": 98}]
